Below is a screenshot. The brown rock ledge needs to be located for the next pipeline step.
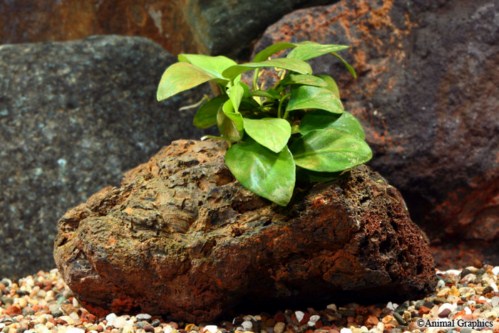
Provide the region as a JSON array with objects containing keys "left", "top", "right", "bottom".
[{"left": 54, "top": 140, "right": 435, "bottom": 322}]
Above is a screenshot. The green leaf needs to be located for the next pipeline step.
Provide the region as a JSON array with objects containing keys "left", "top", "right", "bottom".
[
  {"left": 193, "top": 96, "right": 227, "bottom": 129},
  {"left": 178, "top": 54, "right": 237, "bottom": 79},
  {"left": 227, "top": 82, "right": 245, "bottom": 113},
  {"left": 217, "top": 100, "right": 244, "bottom": 142},
  {"left": 252, "top": 42, "right": 296, "bottom": 62},
  {"left": 296, "top": 167, "right": 343, "bottom": 184},
  {"left": 222, "top": 58, "right": 312, "bottom": 79},
  {"left": 287, "top": 42, "right": 349, "bottom": 61},
  {"left": 332, "top": 52, "right": 357, "bottom": 79},
  {"left": 317, "top": 74, "right": 340, "bottom": 98},
  {"left": 281, "top": 74, "right": 328, "bottom": 88},
  {"left": 225, "top": 140, "right": 296, "bottom": 206},
  {"left": 286, "top": 86, "right": 344, "bottom": 114},
  {"left": 243, "top": 118, "right": 291, "bottom": 153},
  {"left": 300, "top": 111, "right": 365, "bottom": 139},
  {"left": 157, "top": 62, "right": 215, "bottom": 101},
  {"left": 290, "top": 128, "right": 372, "bottom": 172},
  {"left": 251, "top": 90, "right": 280, "bottom": 99}
]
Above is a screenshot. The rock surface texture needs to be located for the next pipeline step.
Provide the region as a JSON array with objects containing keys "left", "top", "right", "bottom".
[
  {"left": 0, "top": 36, "right": 206, "bottom": 278},
  {"left": 254, "top": 0, "right": 499, "bottom": 244},
  {"left": 0, "top": 0, "right": 337, "bottom": 56},
  {"left": 54, "top": 140, "right": 435, "bottom": 322}
]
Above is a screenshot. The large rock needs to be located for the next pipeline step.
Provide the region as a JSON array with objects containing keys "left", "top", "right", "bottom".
[
  {"left": 254, "top": 0, "right": 499, "bottom": 244},
  {"left": 0, "top": 0, "right": 337, "bottom": 56},
  {"left": 0, "top": 36, "right": 207, "bottom": 278},
  {"left": 54, "top": 140, "right": 435, "bottom": 322}
]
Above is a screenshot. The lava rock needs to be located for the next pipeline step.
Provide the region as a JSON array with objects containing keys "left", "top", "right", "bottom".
[
  {"left": 0, "top": 36, "right": 207, "bottom": 278},
  {"left": 0, "top": 0, "right": 338, "bottom": 56},
  {"left": 54, "top": 139, "right": 435, "bottom": 322},
  {"left": 254, "top": 0, "right": 499, "bottom": 243}
]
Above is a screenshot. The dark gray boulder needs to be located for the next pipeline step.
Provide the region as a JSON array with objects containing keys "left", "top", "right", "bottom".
[{"left": 0, "top": 35, "right": 207, "bottom": 278}]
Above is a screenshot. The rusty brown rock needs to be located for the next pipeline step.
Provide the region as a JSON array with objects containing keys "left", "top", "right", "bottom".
[
  {"left": 54, "top": 140, "right": 435, "bottom": 322},
  {"left": 254, "top": 0, "right": 499, "bottom": 245},
  {"left": 0, "top": 0, "right": 337, "bottom": 56}
]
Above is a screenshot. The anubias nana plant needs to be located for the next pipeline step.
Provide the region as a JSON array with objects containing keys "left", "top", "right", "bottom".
[{"left": 157, "top": 41, "right": 372, "bottom": 206}]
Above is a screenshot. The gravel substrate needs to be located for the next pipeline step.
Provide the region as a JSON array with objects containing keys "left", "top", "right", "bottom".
[{"left": 0, "top": 266, "right": 498, "bottom": 333}]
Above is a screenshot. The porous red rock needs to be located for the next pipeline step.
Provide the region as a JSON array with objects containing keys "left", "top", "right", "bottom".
[
  {"left": 253, "top": 0, "right": 499, "bottom": 245},
  {"left": 54, "top": 140, "right": 435, "bottom": 322}
]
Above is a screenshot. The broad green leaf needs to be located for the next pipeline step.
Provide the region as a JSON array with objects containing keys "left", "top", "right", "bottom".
[
  {"left": 287, "top": 43, "right": 349, "bottom": 61},
  {"left": 227, "top": 82, "right": 245, "bottom": 113},
  {"left": 157, "top": 62, "right": 215, "bottom": 101},
  {"left": 300, "top": 111, "right": 365, "bottom": 139},
  {"left": 317, "top": 74, "right": 340, "bottom": 98},
  {"left": 286, "top": 86, "right": 344, "bottom": 114},
  {"left": 243, "top": 118, "right": 291, "bottom": 153},
  {"left": 290, "top": 128, "right": 372, "bottom": 172},
  {"left": 225, "top": 141, "right": 296, "bottom": 206},
  {"left": 222, "top": 58, "right": 312, "bottom": 79},
  {"left": 217, "top": 101, "right": 243, "bottom": 142},
  {"left": 193, "top": 96, "right": 226, "bottom": 129},
  {"left": 332, "top": 52, "right": 357, "bottom": 79},
  {"left": 281, "top": 74, "right": 328, "bottom": 87},
  {"left": 296, "top": 167, "right": 342, "bottom": 184},
  {"left": 252, "top": 42, "right": 296, "bottom": 62},
  {"left": 178, "top": 54, "right": 237, "bottom": 79}
]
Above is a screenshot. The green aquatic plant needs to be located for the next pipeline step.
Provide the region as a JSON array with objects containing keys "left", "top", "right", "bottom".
[{"left": 157, "top": 41, "right": 372, "bottom": 206}]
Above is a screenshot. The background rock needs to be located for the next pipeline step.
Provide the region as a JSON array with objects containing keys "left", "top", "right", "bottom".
[
  {"left": 0, "top": 0, "right": 338, "bottom": 56},
  {"left": 54, "top": 139, "right": 435, "bottom": 322},
  {"left": 0, "top": 35, "right": 207, "bottom": 278},
  {"left": 254, "top": 0, "right": 499, "bottom": 248}
]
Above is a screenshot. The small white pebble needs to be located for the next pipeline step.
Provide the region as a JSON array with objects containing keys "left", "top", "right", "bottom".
[
  {"left": 489, "top": 281, "right": 498, "bottom": 292},
  {"left": 137, "top": 313, "right": 152, "bottom": 321},
  {"left": 163, "top": 325, "right": 175, "bottom": 333},
  {"left": 464, "top": 307, "right": 472, "bottom": 315},
  {"left": 307, "top": 314, "right": 320, "bottom": 326},
  {"left": 204, "top": 325, "right": 218, "bottom": 333},
  {"left": 492, "top": 266, "right": 499, "bottom": 276},
  {"left": 294, "top": 310, "right": 305, "bottom": 323},
  {"left": 386, "top": 302, "right": 398, "bottom": 311},
  {"left": 123, "top": 324, "right": 135, "bottom": 333},
  {"left": 113, "top": 316, "right": 128, "bottom": 328},
  {"left": 491, "top": 296, "right": 499, "bottom": 307},
  {"left": 446, "top": 269, "right": 462, "bottom": 276},
  {"left": 66, "top": 328, "right": 85, "bottom": 333},
  {"left": 106, "top": 313, "right": 118, "bottom": 326},
  {"left": 438, "top": 303, "right": 456, "bottom": 313},
  {"left": 340, "top": 328, "right": 352, "bottom": 333},
  {"left": 241, "top": 320, "right": 253, "bottom": 331}
]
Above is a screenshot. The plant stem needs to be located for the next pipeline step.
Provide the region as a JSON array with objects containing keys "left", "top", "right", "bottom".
[
  {"left": 252, "top": 69, "right": 260, "bottom": 90},
  {"left": 277, "top": 94, "right": 289, "bottom": 118}
]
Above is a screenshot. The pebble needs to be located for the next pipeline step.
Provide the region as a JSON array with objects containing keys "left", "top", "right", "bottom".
[
  {"left": 273, "top": 322, "right": 285, "bottom": 333},
  {"left": 241, "top": 321, "right": 252, "bottom": 331},
  {"left": 0, "top": 266, "right": 497, "bottom": 333},
  {"left": 137, "top": 314, "right": 152, "bottom": 321}
]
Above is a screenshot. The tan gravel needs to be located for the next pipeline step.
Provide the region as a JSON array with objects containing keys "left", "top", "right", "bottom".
[{"left": 0, "top": 266, "right": 498, "bottom": 333}]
